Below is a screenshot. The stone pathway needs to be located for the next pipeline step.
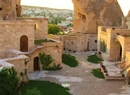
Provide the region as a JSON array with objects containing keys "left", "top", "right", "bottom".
[{"left": 29, "top": 51, "right": 130, "bottom": 95}]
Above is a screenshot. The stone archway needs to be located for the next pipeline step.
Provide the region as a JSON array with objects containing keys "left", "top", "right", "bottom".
[
  {"left": 33, "top": 57, "right": 40, "bottom": 71},
  {"left": 20, "top": 35, "right": 28, "bottom": 52}
]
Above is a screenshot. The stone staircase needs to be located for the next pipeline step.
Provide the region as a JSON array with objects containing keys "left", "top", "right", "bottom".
[
  {"left": 100, "top": 61, "right": 125, "bottom": 80},
  {"left": 23, "top": 45, "right": 43, "bottom": 55}
]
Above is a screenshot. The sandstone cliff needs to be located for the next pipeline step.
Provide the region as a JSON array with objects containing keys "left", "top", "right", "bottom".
[{"left": 72, "top": 0, "right": 124, "bottom": 33}]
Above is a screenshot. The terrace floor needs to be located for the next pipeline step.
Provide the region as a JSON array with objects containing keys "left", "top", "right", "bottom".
[{"left": 29, "top": 51, "right": 130, "bottom": 95}]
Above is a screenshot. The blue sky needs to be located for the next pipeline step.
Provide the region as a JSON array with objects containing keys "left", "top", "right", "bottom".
[{"left": 21, "top": 0, "right": 130, "bottom": 16}]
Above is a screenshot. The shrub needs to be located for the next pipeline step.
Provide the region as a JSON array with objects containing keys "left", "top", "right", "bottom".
[
  {"left": 0, "top": 67, "right": 20, "bottom": 95},
  {"left": 92, "top": 68, "right": 104, "bottom": 79},
  {"left": 62, "top": 53, "right": 78, "bottom": 67},
  {"left": 39, "top": 52, "right": 62, "bottom": 70},
  {"left": 39, "top": 52, "right": 54, "bottom": 69},
  {"left": 48, "top": 24, "right": 60, "bottom": 34},
  {"left": 87, "top": 54, "right": 103, "bottom": 64}
]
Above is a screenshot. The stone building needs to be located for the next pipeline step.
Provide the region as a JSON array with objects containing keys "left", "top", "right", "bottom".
[
  {"left": 0, "top": 0, "right": 63, "bottom": 74},
  {"left": 98, "top": 11, "right": 130, "bottom": 78},
  {"left": 64, "top": 32, "right": 97, "bottom": 52}
]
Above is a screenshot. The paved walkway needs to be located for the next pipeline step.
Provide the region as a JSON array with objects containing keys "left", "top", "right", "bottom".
[{"left": 29, "top": 52, "right": 130, "bottom": 95}]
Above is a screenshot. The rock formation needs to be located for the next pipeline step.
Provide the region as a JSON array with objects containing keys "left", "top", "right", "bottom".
[
  {"left": 16, "top": 0, "right": 22, "bottom": 17},
  {"left": 0, "top": 0, "right": 21, "bottom": 20},
  {"left": 72, "top": 0, "right": 124, "bottom": 33}
]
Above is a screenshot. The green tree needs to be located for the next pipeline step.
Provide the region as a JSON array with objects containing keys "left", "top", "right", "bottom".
[
  {"left": 39, "top": 52, "right": 62, "bottom": 70},
  {"left": 48, "top": 24, "right": 60, "bottom": 34},
  {"left": 0, "top": 67, "right": 20, "bottom": 95}
]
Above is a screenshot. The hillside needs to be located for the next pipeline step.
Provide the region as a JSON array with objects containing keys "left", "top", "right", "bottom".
[{"left": 21, "top": 5, "right": 74, "bottom": 20}]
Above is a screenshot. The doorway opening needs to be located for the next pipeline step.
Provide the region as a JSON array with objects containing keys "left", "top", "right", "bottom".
[
  {"left": 34, "top": 57, "right": 40, "bottom": 71},
  {"left": 20, "top": 35, "right": 28, "bottom": 52}
]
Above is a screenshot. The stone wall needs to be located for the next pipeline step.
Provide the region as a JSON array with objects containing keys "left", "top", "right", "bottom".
[
  {"left": 88, "top": 34, "right": 97, "bottom": 51},
  {"left": 6, "top": 56, "right": 28, "bottom": 75},
  {"left": 97, "top": 27, "right": 109, "bottom": 59},
  {"left": 0, "top": 21, "right": 35, "bottom": 58},
  {"left": 17, "top": 18, "right": 48, "bottom": 40},
  {"left": 72, "top": 0, "right": 124, "bottom": 33}
]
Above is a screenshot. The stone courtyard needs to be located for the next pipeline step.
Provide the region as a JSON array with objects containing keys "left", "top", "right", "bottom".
[
  {"left": 0, "top": 0, "right": 130, "bottom": 94},
  {"left": 29, "top": 52, "right": 130, "bottom": 95}
]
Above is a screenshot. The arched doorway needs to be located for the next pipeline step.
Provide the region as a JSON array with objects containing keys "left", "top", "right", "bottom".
[
  {"left": 34, "top": 57, "right": 40, "bottom": 71},
  {"left": 119, "top": 45, "right": 122, "bottom": 60},
  {"left": 20, "top": 35, "right": 28, "bottom": 52},
  {"left": 114, "top": 41, "right": 122, "bottom": 61}
]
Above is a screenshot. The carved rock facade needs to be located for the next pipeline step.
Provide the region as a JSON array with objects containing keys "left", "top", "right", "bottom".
[{"left": 72, "top": 0, "right": 124, "bottom": 33}]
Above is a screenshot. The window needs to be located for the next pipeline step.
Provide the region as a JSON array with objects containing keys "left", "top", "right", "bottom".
[
  {"left": 0, "top": 8, "right": 2, "bottom": 10},
  {"left": 95, "top": 40, "right": 97, "bottom": 43},
  {"left": 34, "top": 23, "right": 39, "bottom": 30},
  {"left": 34, "top": 24, "right": 36, "bottom": 30}
]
